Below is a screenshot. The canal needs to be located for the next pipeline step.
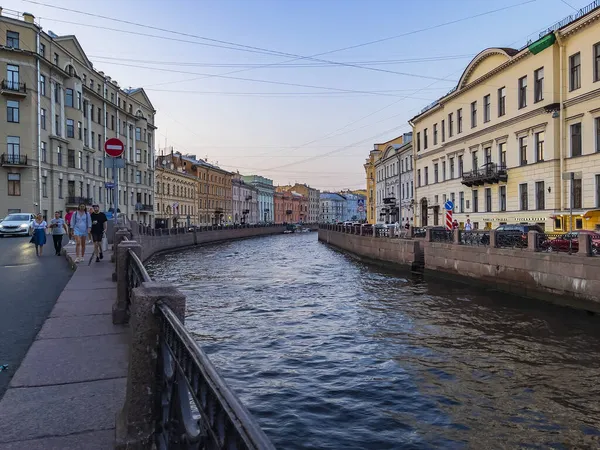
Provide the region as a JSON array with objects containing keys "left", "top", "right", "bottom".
[{"left": 147, "top": 233, "right": 600, "bottom": 449}]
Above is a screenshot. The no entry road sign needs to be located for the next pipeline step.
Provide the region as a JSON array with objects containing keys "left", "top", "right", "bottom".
[{"left": 104, "top": 138, "right": 124, "bottom": 158}]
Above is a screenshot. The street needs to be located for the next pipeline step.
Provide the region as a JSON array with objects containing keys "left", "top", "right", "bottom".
[{"left": 0, "top": 235, "right": 72, "bottom": 399}]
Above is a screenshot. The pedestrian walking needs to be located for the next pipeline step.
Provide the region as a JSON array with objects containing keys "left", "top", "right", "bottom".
[
  {"left": 453, "top": 219, "right": 459, "bottom": 230},
  {"left": 90, "top": 204, "right": 108, "bottom": 262},
  {"left": 64, "top": 209, "right": 75, "bottom": 244},
  {"left": 465, "top": 219, "right": 472, "bottom": 231},
  {"left": 70, "top": 203, "right": 91, "bottom": 263},
  {"left": 31, "top": 213, "right": 47, "bottom": 256},
  {"left": 49, "top": 211, "right": 68, "bottom": 256}
]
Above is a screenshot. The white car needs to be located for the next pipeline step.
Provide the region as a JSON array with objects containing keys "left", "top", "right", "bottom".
[{"left": 0, "top": 213, "right": 35, "bottom": 237}]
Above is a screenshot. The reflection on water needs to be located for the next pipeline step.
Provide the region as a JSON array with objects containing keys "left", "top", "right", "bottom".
[{"left": 147, "top": 233, "right": 600, "bottom": 449}]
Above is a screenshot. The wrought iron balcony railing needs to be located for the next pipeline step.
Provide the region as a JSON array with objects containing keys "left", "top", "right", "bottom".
[
  {"left": 461, "top": 163, "right": 507, "bottom": 187},
  {"left": 66, "top": 196, "right": 94, "bottom": 205},
  {"left": 1, "top": 79, "right": 27, "bottom": 94},
  {"left": 0, "top": 153, "right": 28, "bottom": 165}
]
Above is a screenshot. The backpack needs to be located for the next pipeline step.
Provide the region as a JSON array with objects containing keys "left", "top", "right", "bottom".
[{"left": 73, "top": 212, "right": 90, "bottom": 229}]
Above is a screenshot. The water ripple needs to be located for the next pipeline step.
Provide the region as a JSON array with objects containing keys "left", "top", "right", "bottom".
[{"left": 147, "top": 233, "right": 600, "bottom": 449}]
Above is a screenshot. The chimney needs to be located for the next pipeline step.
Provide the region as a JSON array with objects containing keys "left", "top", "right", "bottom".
[{"left": 23, "top": 12, "right": 35, "bottom": 23}]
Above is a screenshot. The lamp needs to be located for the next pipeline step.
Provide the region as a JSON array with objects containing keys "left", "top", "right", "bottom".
[
  {"left": 552, "top": 111, "right": 559, "bottom": 119},
  {"left": 548, "top": 186, "right": 551, "bottom": 193}
]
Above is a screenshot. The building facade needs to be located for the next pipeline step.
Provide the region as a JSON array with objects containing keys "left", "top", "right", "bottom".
[
  {"left": 154, "top": 163, "right": 198, "bottom": 228},
  {"left": 0, "top": 10, "right": 156, "bottom": 221},
  {"left": 338, "top": 190, "right": 367, "bottom": 222},
  {"left": 411, "top": 3, "right": 600, "bottom": 231},
  {"left": 232, "top": 173, "right": 258, "bottom": 224},
  {"left": 158, "top": 151, "right": 232, "bottom": 225},
  {"left": 277, "top": 183, "right": 320, "bottom": 223},
  {"left": 242, "top": 175, "right": 274, "bottom": 223},
  {"left": 319, "top": 192, "right": 346, "bottom": 223}
]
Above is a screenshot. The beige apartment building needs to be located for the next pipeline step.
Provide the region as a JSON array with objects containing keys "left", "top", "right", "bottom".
[
  {"left": 410, "top": 2, "right": 600, "bottom": 231},
  {"left": 0, "top": 9, "right": 156, "bottom": 221},
  {"left": 154, "top": 162, "right": 199, "bottom": 228}
]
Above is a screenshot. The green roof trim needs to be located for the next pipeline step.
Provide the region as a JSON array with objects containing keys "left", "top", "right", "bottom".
[{"left": 528, "top": 33, "right": 556, "bottom": 55}]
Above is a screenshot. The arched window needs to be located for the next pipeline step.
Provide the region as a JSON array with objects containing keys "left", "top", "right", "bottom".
[{"left": 167, "top": 184, "right": 170, "bottom": 195}]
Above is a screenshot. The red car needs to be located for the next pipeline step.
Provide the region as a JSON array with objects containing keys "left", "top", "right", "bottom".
[{"left": 540, "top": 230, "right": 600, "bottom": 255}]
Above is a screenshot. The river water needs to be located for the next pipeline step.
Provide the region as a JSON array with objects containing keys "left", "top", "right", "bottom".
[{"left": 147, "top": 233, "right": 600, "bottom": 449}]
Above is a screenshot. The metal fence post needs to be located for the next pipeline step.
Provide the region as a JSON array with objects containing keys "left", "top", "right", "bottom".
[
  {"left": 453, "top": 228, "right": 460, "bottom": 244},
  {"left": 115, "top": 282, "right": 186, "bottom": 450},
  {"left": 489, "top": 230, "right": 497, "bottom": 248},
  {"left": 113, "top": 240, "right": 142, "bottom": 325},
  {"left": 528, "top": 230, "right": 539, "bottom": 252},
  {"left": 578, "top": 233, "right": 592, "bottom": 257}
]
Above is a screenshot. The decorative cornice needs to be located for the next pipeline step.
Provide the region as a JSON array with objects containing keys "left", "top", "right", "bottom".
[
  {"left": 564, "top": 86, "right": 600, "bottom": 108},
  {"left": 565, "top": 112, "right": 585, "bottom": 122}
]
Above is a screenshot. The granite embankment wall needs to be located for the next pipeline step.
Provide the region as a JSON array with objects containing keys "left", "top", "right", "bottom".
[
  {"left": 318, "top": 228, "right": 600, "bottom": 312},
  {"left": 133, "top": 226, "right": 287, "bottom": 262}
]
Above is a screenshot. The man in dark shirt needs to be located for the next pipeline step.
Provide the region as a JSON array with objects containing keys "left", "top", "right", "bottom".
[{"left": 90, "top": 204, "right": 108, "bottom": 262}]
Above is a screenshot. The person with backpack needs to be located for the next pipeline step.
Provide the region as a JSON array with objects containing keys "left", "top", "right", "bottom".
[
  {"left": 70, "top": 203, "right": 91, "bottom": 263},
  {"left": 90, "top": 204, "right": 108, "bottom": 262}
]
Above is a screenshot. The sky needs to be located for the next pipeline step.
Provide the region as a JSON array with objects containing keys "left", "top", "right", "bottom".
[{"left": 2, "top": 0, "right": 592, "bottom": 191}]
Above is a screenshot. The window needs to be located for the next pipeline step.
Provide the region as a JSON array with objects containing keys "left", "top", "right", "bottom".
[
  {"left": 459, "top": 191, "right": 464, "bottom": 213},
  {"left": 485, "top": 188, "right": 492, "bottom": 212},
  {"left": 78, "top": 121, "right": 82, "bottom": 140},
  {"left": 135, "top": 127, "right": 141, "bottom": 141},
  {"left": 597, "top": 117, "right": 600, "bottom": 153},
  {"left": 457, "top": 108, "right": 463, "bottom": 133},
  {"left": 110, "top": 92, "right": 115, "bottom": 103},
  {"left": 536, "top": 181, "right": 545, "bottom": 210},
  {"left": 484, "top": 147, "right": 491, "bottom": 165},
  {"left": 433, "top": 124, "right": 438, "bottom": 145},
  {"left": 498, "top": 142, "right": 506, "bottom": 167},
  {"left": 424, "top": 167, "right": 429, "bottom": 185},
  {"left": 41, "top": 141, "right": 47, "bottom": 163},
  {"left": 7, "top": 100, "right": 19, "bottom": 123},
  {"left": 66, "top": 119, "right": 74, "bottom": 138},
  {"left": 77, "top": 92, "right": 82, "bottom": 110},
  {"left": 441, "top": 119, "right": 445, "bottom": 142},
  {"left": 519, "top": 183, "right": 528, "bottom": 210},
  {"left": 97, "top": 107, "right": 101, "bottom": 124},
  {"left": 518, "top": 76, "right": 527, "bottom": 109},
  {"left": 54, "top": 84, "right": 60, "bottom": 103},
  {"left": 111, "top": 115, "right": 115, "bottom": 130},
  {"left": 483, "top": 94, "right": 491, "bottom": 122},
  {"left": 136, "top": 148, "right": 141, "bottom": 162},
  {"left": 136, "top": 170, "right": 142, "bottom": 184},
  {"left": 78, "top": 151, "right": 83, "bottom": 169},
  {"left": 7, "top": 136, "right": 20, "bottom": 160},
  {"left": 458, "top": 154, "right": 463, "bottom": 176},
  {"left": 58, "top": 179, "right": 63, "bottom": 199},
  {"left": 434, "top": 163, "right": 438, "bottom": 183},
  {"left": 442, "top": 160, "right": 446, "bottom": 181},
  {"left": 65, "top": 88, "right": 74, "bottom": 107},
  {"left": 472, "top": 190, "right": 479, "bottom": 212},
  {"left": 417, "top": 169, "right": 421, "bottom": 187},
  {"left": 39, "top": 42, "right": 45, "bottom": 58},
  {"left": 596, "top": 175, "right": 600, "bottom": 207},
  {"left": 535, "top": 131, "right": 544, "bottom": 162},
  {"left": 42, "top": 176, "right": 47, "bottom": 198},
  {"left": 595, "top": 43, "right": 600, "bottom": 82},
  {"left": 534, "top": 67, "right": 544, "bottom": 102},
  {"left": 449, "top": 157, "right": 455, "bottom": 179},
  {"left": 569, "top": 52, "right": 581, "bottom": 91},
  {"left": 90, "top": 79, "right": 94, "bottom": 89},
  {"left": 472, "top": 151, "right": 478, "bottom": 171},
  {"left": 417, "top": 132, "right": 421, "bottom": 151},
  {"left": 8, "top": 173, "right": 21, "bottom": 196},
  {"left": 57, "top": 146, "right": 62, "bottom": 166},
  {"left": 573, "top": 179, "right": 582, "bottom": 209},
  {"left": 68, "top": 149, "right": 75, "bottom": 168},
  {"left": 424, "top": 128, "right": 428, "bottom": 149},
  {"left": 7, "top": 65, "right": 19, "bottom": 90},
  {"left": 40, "top": 108, "right": 46, "bottom": 130},
  {"left": 448, "top": 113, "right": 454, "bottom": 137},
  {"left": 571, "top": 123, "right": 582, "bottom": 157},
  {"left": 499, "top": 186, "right": 506, "bottom": 211},
  {"left": 91, "top": 131, "right": 95, "bottom": 149},
  {"left": 519, "top": 137, "right": 527, "bottom": 166},
  {"left": 470, "top": 102, "right": 477, "bottom": 128},
  {"left": 40, "top": 75, "right": 46, "bottom": 96},
  {"left": 6, "top": 31, "right": 19, "bottom": 49},
  {"left": 98, "top": 134, "right": 102, "bottom": 151},
  {"left": 86, "top": 155, "right": 89, "bottom": 173},
  {"left": 498, "top": 87, "right": 506, "bottom": 117}
]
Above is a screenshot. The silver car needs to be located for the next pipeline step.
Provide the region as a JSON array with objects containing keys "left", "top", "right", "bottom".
[{"left": 0, "top": 213, "right": 35, "bottom": 237}]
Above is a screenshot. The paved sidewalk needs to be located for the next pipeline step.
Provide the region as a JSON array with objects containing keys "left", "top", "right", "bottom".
[{"left": 0, "top": 244, "right": 128, "bottom": 449}]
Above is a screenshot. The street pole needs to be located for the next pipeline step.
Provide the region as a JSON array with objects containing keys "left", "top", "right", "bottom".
[{"left": 113, "top": 161, "right": 119, "bottom": 226}]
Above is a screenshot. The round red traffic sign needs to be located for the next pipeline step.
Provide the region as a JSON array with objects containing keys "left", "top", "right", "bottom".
[{"left": 104, "top": 137, "right": 124, "bottom": 158}]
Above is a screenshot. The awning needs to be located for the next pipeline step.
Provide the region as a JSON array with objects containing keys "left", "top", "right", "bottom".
[{"left": 583, "top": 209, "right": 600, "bottom": 218}]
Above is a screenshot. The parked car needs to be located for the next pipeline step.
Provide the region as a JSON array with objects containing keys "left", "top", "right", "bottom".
[
  {"left": 539, "top": 230, "right": 600, "bottom": 254},
  {"left": 495, "top": 223, "right": 544, "bottom": 247},
  {"left": 0, "top": 213, "right": 35, "bottom": 237}
]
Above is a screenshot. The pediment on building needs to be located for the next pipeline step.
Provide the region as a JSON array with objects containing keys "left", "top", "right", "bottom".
[{"left": 458, "top": 48, "right": 519, "bottom": 89}]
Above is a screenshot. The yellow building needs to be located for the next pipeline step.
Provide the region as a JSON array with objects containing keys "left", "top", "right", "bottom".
[
  {"left": 154, "top": 163, "right": 199, "bottom": 228},
  {"left": 364, "top": 135, "right": 407, "bottom": 224},
  {"left": 410, "top": 2, "right": 600, "bottom": 231}
]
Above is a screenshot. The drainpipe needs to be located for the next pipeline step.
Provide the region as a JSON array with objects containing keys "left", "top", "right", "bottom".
[
  {"left": 36, "top": 26, "right": 42, "bottom": 213},
  {"left": 557, "top": 32, "right": 565, "bottom": 215}
]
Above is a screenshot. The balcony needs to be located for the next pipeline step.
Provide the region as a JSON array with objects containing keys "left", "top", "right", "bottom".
[
  {"left": 135, "top": 203, "right": 154, "bottom": 212},
  {"left": 383, "top": 197, "right": 396, "bottom": 205},
  {"left": 1, "top": 80, "right": 27, "bottom": 97},
  {"left": 286, "top": 210, "right": 293, "bottom": 215},
  {"left": 245, "top": 195, "right": 253, "bottom": 201},
  {"left": 243, "top": 209, "right": 250, "bottom": 214},
  {"left": 1, "top": 154, "right": 28, "bottom": 167},
  {"left": 66, "top": 196, "right": 94, "bottom": 206},
  {"left": 461, "top": 162, "right": 507, "bottom": 187}
]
